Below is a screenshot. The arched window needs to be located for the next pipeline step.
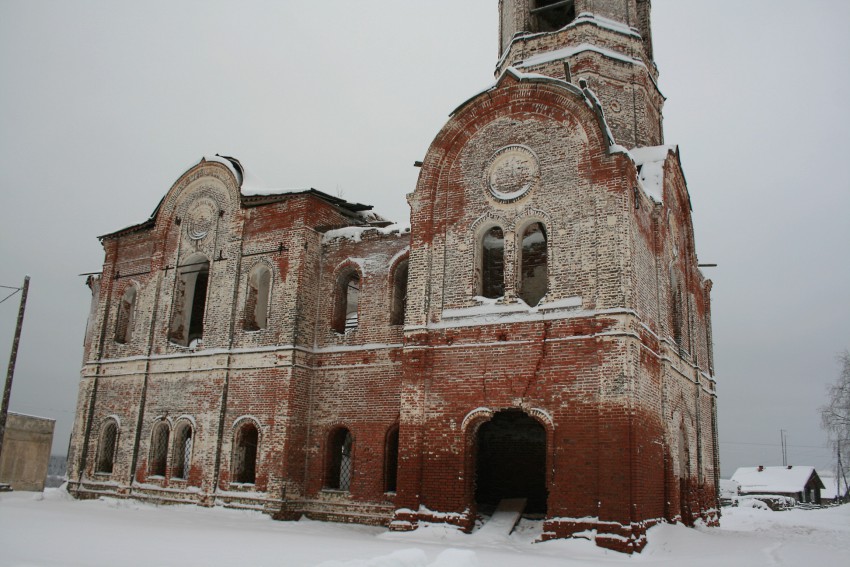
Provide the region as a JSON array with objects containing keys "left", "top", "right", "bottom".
[
  {"left": 232, "top": 421, "right": 259, "bottom": 484},
  {"left": 171, "top": 421, "right": 193, "bottom": 480},
  {"left": 332, "top": 268, "right": 360, "bottom": 333},
  {"left": 169, "top": 254, "right": 210, "bottom": 347},
  {"left": 384, "top": 425, "right": 400, "bottom": 493},
  {"left": 95, "top": 419, "right": 119, "bottom": 474},
  {"left": 480, "top": 226, "right": 505, "bottom": 299},
  {"left": 326, "top": 428, "right": 353, "bottom": 491},
  {"left": 114, "top": 285, "right": 137, "bottom": 344},
  {"left": 148, "top": 421, "right": 170, "bottom": 477},
  {"left": 390, "top": 259, "right": 408, "bottom": 326},
  {"left": 518, "top": 222, "right": 548, "bottom": 306},
  {"left": 244, "top": 264, "right": 271, "bottom": 331},
  {"left": 534, "top": 0, "right": 576, "bottom": 32}
]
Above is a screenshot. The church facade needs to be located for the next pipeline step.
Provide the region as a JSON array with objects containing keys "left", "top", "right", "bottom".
[{"left": 68, "top": 0, "right": 718, "bottom": 553}]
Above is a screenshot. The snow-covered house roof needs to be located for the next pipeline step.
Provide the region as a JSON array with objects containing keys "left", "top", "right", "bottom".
[
  {"left": 819, "top": 476, "right": 849, "bottom": 500},
  {"left": 719, "top": 478, "right": 740, "bottom": 499},
  {"left": 731, "top": 466, "right": 825, "bottom": 494}
]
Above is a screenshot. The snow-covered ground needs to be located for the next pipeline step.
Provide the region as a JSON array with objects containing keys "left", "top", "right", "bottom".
[{"left": 1, "top": 489, "right": 848, "bottom": 566}]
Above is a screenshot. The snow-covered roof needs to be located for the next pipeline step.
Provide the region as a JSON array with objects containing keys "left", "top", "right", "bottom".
[
  {"left": 731, "top": 466, "right": 824, "bottom": 494},
  {"left": 203, "top": 154, "right": 309, "bottom": 197},
  {"left": 819, "top": 477, "right": 845, "bottom": 499},
  {"left": 630, "top": 145, "right": 676, "bottom": 203},
  {"left": 719, "top": 479, "right": 740, "bottom": 498}
]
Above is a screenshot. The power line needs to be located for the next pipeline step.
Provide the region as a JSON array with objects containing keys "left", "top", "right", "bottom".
[
  {"left": 0, "top": 288, "right": 21, "bottom": 305},
  {"left": 720, "top": 440, "right": 830, "bottom": 450}
]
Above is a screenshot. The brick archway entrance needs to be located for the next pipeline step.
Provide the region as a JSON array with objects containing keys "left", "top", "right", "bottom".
[{"left": 474, "top": 409, "right": 547, "bottom": 514}]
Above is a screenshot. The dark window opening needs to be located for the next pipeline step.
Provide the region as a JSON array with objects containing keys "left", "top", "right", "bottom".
[
  {"left": 533, "top": 0, "right": 576, "bottom": 32},
  {"left": 232, "top": 422, "right": 259, "bottom": 484},
  {"left": 114, "top": 286, "right": 136, "bottom": 344},
  {"left": 332, "top": 270, "right": 360, "bottom": 333},
  {"left": 384, "top": 426, "right": 400, "bottom": 493},
  {"left": 519, "top": 223, "right": 548, "bottom": 306},
  {"left": 481, "top": 226, "right": 505, "bottom": 299},
  {"left": 390, "top": 260, "right": 408, "bottom": 326},
  {"left": 188, "top": 271, "right": 208, "bottom": 343},
  {"left": 244, "top": 265, "right": 271, "bottom": 331},
  {"left": 169, "top": 255, "right": 210, "bottom": 347},
  {"left": 171, "top": 423, "right": 193, "bottom": 480},
  {"left": 148, "top": 421, "right": 170, "bottom": 477},
  {"left": 326, "top": 428, "right": 353, "bottom": 491},
  {"left": 96, "top": 421, "right": 118, "bottom": 474},
  {"left": 475, "top": 410, "right": 547, "bottom": 515}
]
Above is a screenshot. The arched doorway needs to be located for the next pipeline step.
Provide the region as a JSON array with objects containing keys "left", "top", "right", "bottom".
[{"left": 474, "top": 409, "right": 547, "bottom": 514}]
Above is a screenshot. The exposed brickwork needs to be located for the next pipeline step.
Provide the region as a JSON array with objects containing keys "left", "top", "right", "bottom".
[{"left": 67, "top": 0, "right": 717, "bottom": 555}]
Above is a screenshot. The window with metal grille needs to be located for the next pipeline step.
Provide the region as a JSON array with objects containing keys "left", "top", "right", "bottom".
[
  {"left": 327, "top": 428, "right": 354, "bottom": 491},
  {"left": 95, "top": 420, "right": 119, "bottom": 474},
  {"left": 171, "top": 422, "right": 193, "bottom": 480},
  {"left": 148, "top": 421, "right": 170, "bottom": 477},
  {"left": 232, "top": 422, "right": 259, "bottom": 484}
]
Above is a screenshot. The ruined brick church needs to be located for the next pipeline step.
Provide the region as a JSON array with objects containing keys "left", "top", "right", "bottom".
[{"left": 68, "top": 0, "right": 718, "bottom": 553}]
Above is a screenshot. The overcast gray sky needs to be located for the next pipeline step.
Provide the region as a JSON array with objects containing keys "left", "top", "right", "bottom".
[{"left": 1, "top": 0, "right": 848, "bottom": 478}]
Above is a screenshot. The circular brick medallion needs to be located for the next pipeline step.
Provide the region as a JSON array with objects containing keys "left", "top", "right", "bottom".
[{"left": 485, "top": 145, "right": 540, "bottom": 202}]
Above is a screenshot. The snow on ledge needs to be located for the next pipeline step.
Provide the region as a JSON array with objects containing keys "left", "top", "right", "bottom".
[
  {"left": 439, "top": 295, "right": 582, "bottom": 327},
  {"left": 571, "top": 12, "right": 642, "bottom": 38},
  {"left": 517, "top": 43, "right": 646, "bottom": 71},
  {"left": 322, "top": 223, "right": 410, "bottom": 244},
  {"left": 495, "top": 12, "right": 641, "bottom": 70}
]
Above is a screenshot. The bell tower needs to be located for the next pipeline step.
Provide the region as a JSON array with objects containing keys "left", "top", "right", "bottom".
[{"left": 497, "top": 0, "right": 662, "bottom": 148}]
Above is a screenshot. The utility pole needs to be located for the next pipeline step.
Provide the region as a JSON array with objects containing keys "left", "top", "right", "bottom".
[
  {"left": 780, "top": 429, "right": 788, "bottom": 466},
  {"left": 0, "top": 275, "right": 30, "bottom": 462}
]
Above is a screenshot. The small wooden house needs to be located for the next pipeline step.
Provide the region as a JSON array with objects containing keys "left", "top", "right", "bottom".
[{"left": 731, "top": 466, "right": 824, "bottom": 505}]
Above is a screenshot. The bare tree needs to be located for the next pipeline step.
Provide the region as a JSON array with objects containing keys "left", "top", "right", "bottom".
[{"left": 821, "top": 351, "right": 850, "bottom": 500}]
